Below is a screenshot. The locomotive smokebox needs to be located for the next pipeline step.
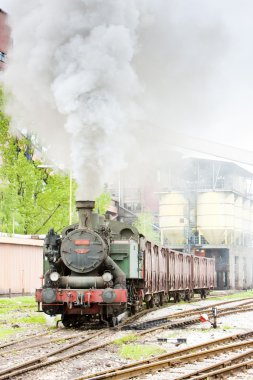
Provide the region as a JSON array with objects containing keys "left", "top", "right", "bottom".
[{"left": 76, "top": 200, "right": 95, "bottom": 229}]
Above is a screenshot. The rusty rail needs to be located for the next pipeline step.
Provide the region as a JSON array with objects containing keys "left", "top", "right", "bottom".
[
  {"left": 1, "top": 298, "right": 253, "bottom": 379},
  {"left": 75, "top": 331, "right": 253, "bottom": 380}
]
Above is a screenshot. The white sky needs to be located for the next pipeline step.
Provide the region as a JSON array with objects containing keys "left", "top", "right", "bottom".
[{"left": 0, "top": 1, "right": 10, "bottom": 12}]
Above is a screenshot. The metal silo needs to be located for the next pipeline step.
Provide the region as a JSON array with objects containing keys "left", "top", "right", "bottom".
[
  {"left": 197, "top": 192, "right": 234, "bottom": 245},
  {"left": 159, "top": 193, "right": 188, "bottom": 245}
]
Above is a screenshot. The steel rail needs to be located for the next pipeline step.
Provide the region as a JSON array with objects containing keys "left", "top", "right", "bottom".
[
  {"left": 1, "top": 298, "right": 252, "bottom": 379},
  {"left": 124, "top": 298, "right": 253, "bottom": 327},
  {"left": 123, "top": 299, "right": 253, "bottom": 330},
  {"left": 75, "top": 332, "right": 253, "bottom": 380},
  {"left": 0, "top": 330, "right": 104, "bottom": 380},
  {"left": 1, "top": 309, "right": 253, "bottom": 380},
  {"left": 175, "top": 350, "right": 253, "bottom": 379},
  {"left": 0, "top": 332, "right": 90, "bottom": 356},
  {"left": 128, "top": 304, "right": 253, "bottom": 336},
  {"left": 118, "top": 297, "right": 253, "bottom": 331},
  {"left": 0, "top": 331, "right": 50, "bottom": 350}
]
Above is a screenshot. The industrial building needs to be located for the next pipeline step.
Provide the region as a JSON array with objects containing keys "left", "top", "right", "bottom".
[
  {"left": 159, "top": 158, "right": 253, "bottom": 290},
  {"left": 0, "top": 236, "right": 43, "bottom": 295}
]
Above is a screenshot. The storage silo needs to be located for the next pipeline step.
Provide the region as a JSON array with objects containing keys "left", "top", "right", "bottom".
[
  {"left": 234, "top": 195, "right": 243, "bottom": 245},
  {"left": 159, "top": 193, "right": 188, "bottom": 245},
  {"left": 242, "top": 198, "right": 251, "bottom": 245},
  {"left": 197, "top": 192, "right": 234, "bottom": 245}
]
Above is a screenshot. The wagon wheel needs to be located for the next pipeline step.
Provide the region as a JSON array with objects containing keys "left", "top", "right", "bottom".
[
  {"left": 184, "top": 290, "right": 190, "bottom": 302},
  {"left": 159, "top": 293, "right": 164, "bottom": 306},
  {"left": 149, "top": 297, "right": 155, "bottom": 308}
]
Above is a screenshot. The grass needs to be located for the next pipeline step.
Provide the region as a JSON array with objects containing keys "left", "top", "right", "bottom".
[
  {"left": 0, "top": 296, "right": 47, "bottom": 339},
  {"left": 0, "top": 307, "right": 13, "bottom": 314},
  {"left": 119, "top": 344, "right": 166, "bottom": 360},
  {"left": 222, "top": 325, "right": 232, "bottom": 331},
  {"left": 209, "top": 290, "right": 253, "bottom": 301},
  {"left": 0, "top": 296, "right": 36, "bottom": 309},
  {"left": 0, "top": 327, "right": 24, "bottom": 339},
  {"left": 113, "top": 334, "right": 137, "bottom": 345},
  {"left": 19, "top": 314, "right": 46, "bottom": 324}
]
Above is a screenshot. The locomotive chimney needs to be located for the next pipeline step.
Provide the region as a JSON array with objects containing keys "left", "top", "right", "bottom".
[{"left": 76, "top": 200, "right": 95, "bottom": 229}]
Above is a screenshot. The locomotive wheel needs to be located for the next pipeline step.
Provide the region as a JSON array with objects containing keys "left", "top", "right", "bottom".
[
  {"left": 108, "top": 316, "right": 118, "bottom": 327},
  {"left": 62, "top": 315, "right": 73, "bottom": 328},
  {"left": 62, "top": 315, "right": 81, "bottom": 328}
]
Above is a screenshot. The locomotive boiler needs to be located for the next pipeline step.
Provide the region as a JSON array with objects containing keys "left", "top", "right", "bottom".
[{"left": 36, "top": 201, "right": 129, "bottom": 327}]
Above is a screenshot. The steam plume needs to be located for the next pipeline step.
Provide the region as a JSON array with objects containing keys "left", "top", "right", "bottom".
[
  {"left": 3, "top": 0, "right": 140, "bottom": 199},
  {"left": 3, "top": 0, "right": 253, "bottom": 200}
]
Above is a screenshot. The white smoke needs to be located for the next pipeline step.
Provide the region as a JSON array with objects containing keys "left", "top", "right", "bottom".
[
  {"left": 3, "top": 0, "right": 253, "bottom": 200},
  {"left": 3, "top": 0, "right": 140, "bottom": 199}
]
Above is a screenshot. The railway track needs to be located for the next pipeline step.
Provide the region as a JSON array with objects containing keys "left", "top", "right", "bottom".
[
  {"left": 131, "top": 303, "right": 253, "bottom": 340},
  {"left": 121, "top": 298, "right": 253, "bottom": 330},
  {"left": 0, "top": 330, "right": 94, "bottom": 356},
  {"left": 1, "top": 297, "right": 253, "bottom": 379},
  {"left": 75, "top": 330, "right": 253, "bottom": 379},
  {"left": 0, "top": 329, "right": 108, "bottom": 380},
  {"left": 0, "top": 330, "right": 51, "bottom": 350}
]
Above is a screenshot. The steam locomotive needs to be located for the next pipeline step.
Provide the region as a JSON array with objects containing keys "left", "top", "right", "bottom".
[{"left": 35, "top": 200, "right": 215, "bottom": 327}]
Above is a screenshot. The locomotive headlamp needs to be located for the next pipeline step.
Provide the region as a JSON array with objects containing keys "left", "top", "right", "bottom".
[
  {"left": 102, "top": 272, "right": 113, "bottom": 282},
  {"left": 49, "top": 271, "right": 60, "bottom": 282}
]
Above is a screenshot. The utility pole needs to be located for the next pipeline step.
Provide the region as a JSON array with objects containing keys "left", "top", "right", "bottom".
[{"left": 69, "top": 170, "right": 72, "bottom": 225}]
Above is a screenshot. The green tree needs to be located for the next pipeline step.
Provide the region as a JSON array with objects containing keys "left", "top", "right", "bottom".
[
  {"left": 0, "top": 87, "right": 77, "bottom": 234},
  {"left": 95, "top": 192, "right": 111, "bottom": 215},
  {"left": 133, "top": 212, "right": 160, "bottom": 244}
]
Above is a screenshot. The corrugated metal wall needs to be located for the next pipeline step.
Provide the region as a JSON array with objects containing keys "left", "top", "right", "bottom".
[{"left": 0, "top": 238, "right": 43, "bottom": 294}]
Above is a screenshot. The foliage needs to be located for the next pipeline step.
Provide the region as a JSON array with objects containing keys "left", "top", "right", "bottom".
[
  {"left": 119, "top": 344, "right": 166, "bottom": 360},
  {"left": 0, "top": 87, "right": 113, "bottom": 234},
  {"left": 133, "top": 212, "right": 160, "bottom": 244},
  {"left": 95, "top": 192, "right": 111, "bottom": 215},
  {"left": 0, "top": 87, "right": 77, "bottom": 234}
]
